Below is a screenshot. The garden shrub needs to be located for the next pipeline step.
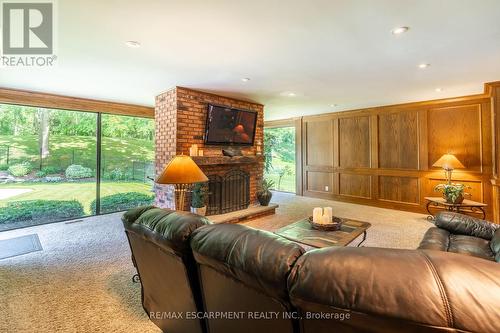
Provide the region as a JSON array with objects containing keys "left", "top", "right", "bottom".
[
  {"left": 109, "top": 168, "right": 125, "bottom": 180},
  {"left": 42, "top": 166, "right": 62, "bottom": 174},
  {"left": 8, "top": 162, "right": 32, "bottom": 177},
  {"left": 91, "top": 192, "right": 154, "bottom": 214},
  {"left": 0, "top": 163, "right": 9, "bottom": 171},
  {"left": 0, "top": 200, "right": 85, "bottom": 224},
  {"left": 35, "top": 170, "right": 47, "bottom": 178},
  {"left": 65, "top": 164, "right": 93, "bottom": 179}
]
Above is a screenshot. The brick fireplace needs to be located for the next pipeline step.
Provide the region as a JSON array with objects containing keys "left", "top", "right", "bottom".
[{"left": 154, "top": 87, "right": 264, "bottom": 211}]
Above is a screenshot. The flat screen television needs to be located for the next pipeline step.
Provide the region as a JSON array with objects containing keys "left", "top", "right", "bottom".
[{"left": 204, "top": 104, "right": 257, "bottom": 146}]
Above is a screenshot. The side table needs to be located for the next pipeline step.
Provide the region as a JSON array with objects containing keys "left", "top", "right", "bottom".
[{"left": 424, "top": 196, "right": 487, "bottom": 220}]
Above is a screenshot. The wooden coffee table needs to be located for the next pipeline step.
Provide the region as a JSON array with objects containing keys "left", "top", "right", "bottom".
[{"left": 274, "top": 218, "right": 371, "bottom": 249}]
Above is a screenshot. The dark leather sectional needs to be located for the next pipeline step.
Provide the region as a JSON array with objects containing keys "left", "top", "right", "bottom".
[{"left": 123, "top": 206, "right": 500, "bottom": 333}]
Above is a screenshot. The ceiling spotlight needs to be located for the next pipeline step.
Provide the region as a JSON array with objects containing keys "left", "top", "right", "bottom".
[
  {"left": 241, "top": 78, "right": 250, "bottom": 82},
  {"left": 392, "top": 26, "right": 409, "bottom": 35},
  {"left": 125, "top": 41, "right": 141, "bottom": 48},
  {"left": 435, "top": 88, "right": 443, "bottom": 92},
  {"left": 418, "top": 63, "right": 430, "bottom": 69}
]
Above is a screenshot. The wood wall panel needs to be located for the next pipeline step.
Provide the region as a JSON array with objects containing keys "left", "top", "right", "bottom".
[
  {"left": 305, "top": 120, "right": 334, "bottom": 167},
  {"left": 301, "top": 88, "right": 494, "bottom": 220},
  {"left": 378, "top": 111, "right": 419, "bottom": 169},
  {"left": 306, "top": 171, "right": 333, "bottom": 194},
  {"left": 427, "top": 104, "right": 482, "bottom": 171},
  {"left": 428, "top": 178, "right": 483, "bottom": 202},
  {"left": 339, "top": 174, "right": 371, "bottom": 199},
  {"left": 379, "top": 176, "right": 419, "bottom": 204},
  {"left": 339, "top": 116, "right": 370, "bottom": 168}
]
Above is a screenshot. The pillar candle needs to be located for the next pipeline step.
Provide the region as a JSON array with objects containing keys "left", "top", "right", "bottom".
[
  {"left": 198, "top": 149, "right": 204, "bottom": 156},
  {"left": 324, "top": 207, "right": 333, "bottom": 220},
  {"left": 321, "top": 214, "right": 330, "bottom": 224},
  {"left": 313, "top": 207, "right": 323, "bottom": 223}
]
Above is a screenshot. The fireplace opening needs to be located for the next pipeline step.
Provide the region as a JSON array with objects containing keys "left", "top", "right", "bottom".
[{"left": 206, "top": 170, "right": 250, "bottom": 215}]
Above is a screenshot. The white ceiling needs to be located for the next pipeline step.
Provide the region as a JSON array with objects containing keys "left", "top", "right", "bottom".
[{"left": 1, "top": 0, "right": 500, "bottom": 120}]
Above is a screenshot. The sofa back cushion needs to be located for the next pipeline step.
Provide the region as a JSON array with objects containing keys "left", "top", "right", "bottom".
[
  {"left": 191, "top": 223, "right": 305, "bottom": 333},
  {"left": 123, "top": 206, "right": 211, "bottom": 333},
  {"left": 288, "top": 247, "right": 500, "bottom": 333}
]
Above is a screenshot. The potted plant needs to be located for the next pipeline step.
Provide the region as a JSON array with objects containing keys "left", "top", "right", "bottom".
[
  {"left": 256, "top": 178, "right": 275, "bottom": 206},
  {"left": 434, "top": 183, "right": 471, "bottom": 204},
  {"left": 190, "top": 182, "right": 208, "bottom": 216}
]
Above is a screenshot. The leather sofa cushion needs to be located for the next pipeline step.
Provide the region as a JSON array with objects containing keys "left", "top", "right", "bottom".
[
  {"left": 490, "top": 228, "right": 500, "bottom": 262},
  {"left": 288, "top": 247, "right": 500, "bottom": 333},
  {"left": 122, "top": 206, "right": 211, "bottom": 254},
  {"left": 435, "top": 211, "right": 498, "bottom": 240},
  {"left": 417, "top": 227, "right": 450, "bottom": 251},
  {"left": 191, "top": 223, "right": 305, "bottom": 300},
  {"left": 448, "top": 234, "right": 494, "bottom": 260}
]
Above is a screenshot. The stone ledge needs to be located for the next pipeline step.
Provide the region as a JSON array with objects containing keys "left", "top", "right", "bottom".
[
  {"left": 207, "top": 203, "right": 278, "bottom": 224},
  {"left": 192, "top": 155, "right": 264, "bottom": 166}
]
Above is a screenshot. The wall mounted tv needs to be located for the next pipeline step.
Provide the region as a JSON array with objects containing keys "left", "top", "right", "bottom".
[{"left": 204, "top": 104, "right": 257, "bottom": 146}]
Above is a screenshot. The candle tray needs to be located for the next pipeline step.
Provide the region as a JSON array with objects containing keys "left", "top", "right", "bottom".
[{"left": 308, "top": 216, "right": 343, "bottom": 231}]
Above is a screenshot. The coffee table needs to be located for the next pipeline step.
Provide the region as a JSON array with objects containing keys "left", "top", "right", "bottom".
[{"left": 274, "top": 217, "right": 371, "bottom": 249}]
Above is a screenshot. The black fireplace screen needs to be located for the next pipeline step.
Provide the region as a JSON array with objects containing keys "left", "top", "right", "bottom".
[{"left": 206, "top": 170, "right": 250, "bottom": 215}]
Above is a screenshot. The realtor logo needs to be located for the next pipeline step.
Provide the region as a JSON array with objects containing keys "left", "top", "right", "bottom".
[{"left": 1, "top": 0, "right": 56, "bottom": 66}]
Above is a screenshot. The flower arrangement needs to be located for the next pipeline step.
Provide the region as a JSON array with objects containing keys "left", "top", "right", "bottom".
[{"left": 434, "top": 183, "right": 471, "bottom": 204}]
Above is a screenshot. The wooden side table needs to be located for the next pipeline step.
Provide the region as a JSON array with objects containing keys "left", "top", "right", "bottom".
[{"left": 424, "top": 197, "right": 487, "bottom": 220}]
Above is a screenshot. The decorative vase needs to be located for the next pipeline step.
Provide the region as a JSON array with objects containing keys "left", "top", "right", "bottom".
[
  {"left": 190, "top": 206, "right": 207, "bottom": 216},
  {"left": 256, "top": 190, "right": 272, "bottom": 206},
  {"left": 444, "top": 193, "right": 464, "bottom": 204}
]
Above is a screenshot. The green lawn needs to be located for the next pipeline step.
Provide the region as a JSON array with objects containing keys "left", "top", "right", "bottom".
[
  {"left": 0, "top": 181, "right": 153, "bottom": 214},
  {"left": 0, "top": 134, "right": 154, "bottom": 170},
  {"left": 264, "top": 157, "right": 296, "bottom": 193}
]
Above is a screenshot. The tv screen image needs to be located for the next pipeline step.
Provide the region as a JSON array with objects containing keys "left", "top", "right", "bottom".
[{"left": 204, "top": 104, "right": 257, "bottom": 145}]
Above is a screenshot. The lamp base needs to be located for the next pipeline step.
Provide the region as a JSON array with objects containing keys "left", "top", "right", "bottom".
[
  {"left": 175, "top": 184, "right": 190, "bottom": 211},
  {"left": 444, "top": 168, "right": 454, "bottom": 185}
]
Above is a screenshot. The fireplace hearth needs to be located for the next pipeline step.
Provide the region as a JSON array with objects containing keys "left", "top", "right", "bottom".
[{"left": 206, "top": 170, "right": 250, "bottom": 215}]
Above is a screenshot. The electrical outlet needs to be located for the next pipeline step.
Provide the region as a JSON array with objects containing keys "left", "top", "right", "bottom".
[{"left": 324, "top": 185, "right": 329, "bottom": 192}]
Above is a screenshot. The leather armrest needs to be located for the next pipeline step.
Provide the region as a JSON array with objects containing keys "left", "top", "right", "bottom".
[
  {"left": 434, "top": 211, "right": 498, "bottom": 240},
  {"left": 417, "top": 227, "right": 450, "bottom": 251}
]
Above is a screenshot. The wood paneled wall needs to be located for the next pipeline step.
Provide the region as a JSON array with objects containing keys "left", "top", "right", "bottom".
[
  {"left": 487, "top": 82, "right": 500, "bottom": 223},
  {"left": 302, "top": 92, "right": 494, "bottom": 219}
]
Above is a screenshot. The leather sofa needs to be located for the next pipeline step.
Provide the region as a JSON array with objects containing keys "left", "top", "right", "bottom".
[
  {"left": 123, "top": 207, "right": 500, "bottom": 333},
  {"left": 418, "top": 211, "right": 500, "bottom": 261}
]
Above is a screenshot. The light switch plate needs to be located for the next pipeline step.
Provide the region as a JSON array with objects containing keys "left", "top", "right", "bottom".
[{"left": 325, "top": 185, "right": 329, "bottom": 192}]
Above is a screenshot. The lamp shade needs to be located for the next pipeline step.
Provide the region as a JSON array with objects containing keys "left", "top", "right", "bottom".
[
  {"left": 156, "top": 155, "right": 208, "bottom": 184},
  {"left": 432, "top": 153, "right": 465, "bottom": 170}
]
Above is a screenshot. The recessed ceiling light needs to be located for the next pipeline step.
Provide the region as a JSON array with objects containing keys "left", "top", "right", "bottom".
[
  {"left": 435, "top": 88, "right": 443, "bottom": 92},
  {"left": 241, "top": 78, "right": 250, "bottom": 82},
  {"left": 287, "top": 92, "right": 296, "bottom": 97},
  {"left": 418, "top": 63, "right": 430, "bottom": 69},
  {"left": 391, "top": 26, "right": 409, "bottom": 35},
  {"left": 125, "top": 41, "right": 141, "bottom": 48},
  {"left": 329, "top": 104, "right": 338, "bottom": 107}
]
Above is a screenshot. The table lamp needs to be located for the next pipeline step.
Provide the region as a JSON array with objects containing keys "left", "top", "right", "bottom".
[
  {"left": 156, "top": 155, "right": 208, "bottom": 211},
  {"left": 432, "top": 153, "right": 465, "bottom": 185}
]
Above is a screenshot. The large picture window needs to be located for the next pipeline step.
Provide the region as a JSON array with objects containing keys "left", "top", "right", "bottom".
[
  {"left": 0, "top": 103, "right": 154, "bottom": 231},
  {"left": 264, "top": 126, "right": 296, "bottom": 193}
]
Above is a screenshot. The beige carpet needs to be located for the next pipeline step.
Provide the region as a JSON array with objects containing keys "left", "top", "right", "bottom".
[{"left": 0, "top": 193, "right": 433, "bottom": 332}]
